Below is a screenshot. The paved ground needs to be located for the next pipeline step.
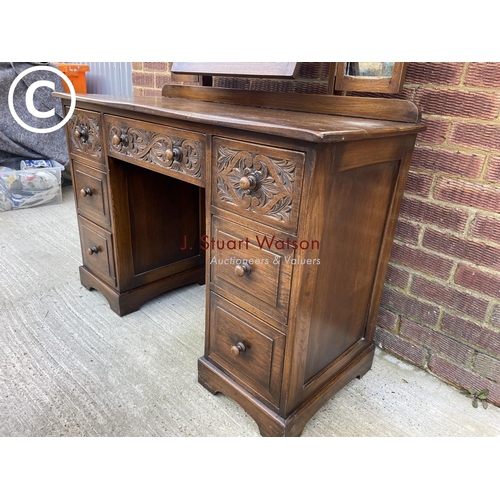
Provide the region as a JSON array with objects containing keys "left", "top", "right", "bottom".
[{"left": 1, "top": 186, "right": 499, "bottom": 437}]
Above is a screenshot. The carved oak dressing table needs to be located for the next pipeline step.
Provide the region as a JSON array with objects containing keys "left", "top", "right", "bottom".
[{"left": 57, "top": 82, "right": 424, "bottom": 437}]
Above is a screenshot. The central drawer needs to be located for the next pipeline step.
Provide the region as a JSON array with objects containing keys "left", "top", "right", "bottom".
[
  {"left": 210, "top": 216, "right": 294, "bottom": 327},
  {"left": 104, "top": 115, "right": 206, "bottom": 187}
]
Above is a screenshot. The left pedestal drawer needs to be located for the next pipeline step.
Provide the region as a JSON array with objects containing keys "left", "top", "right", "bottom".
[
  {"left": 73, "top": 161, "right": 111, "bottom": 228},
  {"left": 78, "top": 216, "right": 116, "bottom": 287}
]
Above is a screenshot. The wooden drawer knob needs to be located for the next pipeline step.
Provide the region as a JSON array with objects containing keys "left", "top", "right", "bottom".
[
  {"left": 112, "top": 133, "right": 129, "bottom": 147},
  {"left": 74, "top": 126, "right": 89, "bottom": 142},
  {"left": 235, "top": 263, "right": 251, "bottom": 277},
  {"left": 165, "top": 147, "right": 183, "bottom": 162},
  {"left": 80, "top": 187, "right": 93, "bottom": 197},
  {"left": 239, "top": 174, "right": 258, "bottom": 191},
  {"left": 173, "top": 146, "right": 183, "bottom": 161},
  {"left": 231, "top": 342, "right": 246, "bottom": 357},
  {"left": 87, "top": 246, "right": 99, "bottom": 255}
]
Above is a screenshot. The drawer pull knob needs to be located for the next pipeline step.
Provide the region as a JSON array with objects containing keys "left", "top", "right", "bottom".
[
  {"left": 80, "top": 187, "right": 93, "bottom": 197},
  {"left": 74, "top": 126, "right": 89, "bottom": 142},
  {"left": 173, "top": 147, "right": 183, "bottom": 161},
  {"left": 235, "top": 263, "right": 251, "bottom": 277},
  {"left": 165, "top": 147, "right": 183, "bottom": 163},
  {"left": 230, "top": 342, "right": 246, "bottom": 357},
  {"left": 87, "top": 246, "right": 99, "bottom": 255},
  {"left": 112, "top": 133, "right": 129, "bottom": 147},
  {"left": 239, "top": 174, "right": 258, "bottom": 191}
]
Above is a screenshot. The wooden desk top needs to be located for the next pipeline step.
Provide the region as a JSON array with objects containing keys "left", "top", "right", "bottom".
[{"left": 54, "top": 92, "right": 425, "bottom": 144}]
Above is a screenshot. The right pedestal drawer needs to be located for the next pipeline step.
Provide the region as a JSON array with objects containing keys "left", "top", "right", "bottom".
[
  {"left": 209, "top": 216, "right": 295, "bottom": 327},
  {"left": 208, "top": 293, "right": 285, "bottom": 409}
]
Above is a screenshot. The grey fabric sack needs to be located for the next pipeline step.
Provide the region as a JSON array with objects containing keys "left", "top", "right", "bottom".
[{"left": 0, "top": 62, "right": 69, "bottom": 165}]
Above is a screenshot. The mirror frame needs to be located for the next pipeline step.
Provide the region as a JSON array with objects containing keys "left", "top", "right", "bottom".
[{"left": 334, "top": 62, "right": 407, "bottom": 94}]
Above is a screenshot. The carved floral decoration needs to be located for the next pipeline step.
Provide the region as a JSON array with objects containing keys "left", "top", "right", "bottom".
[
  {"left": 108, "top": 122, "right": 202, "bottom": 179},
  {"left": 216, "top": 146, "right": 299, "bottom": 222},
  {"left": 70, "top": 113, "right": 102, "bottom": 158}
]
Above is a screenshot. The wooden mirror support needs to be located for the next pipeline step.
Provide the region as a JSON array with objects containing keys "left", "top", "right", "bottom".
[{"left": 171, "top": 62, "right": 408, "bottom": 94}]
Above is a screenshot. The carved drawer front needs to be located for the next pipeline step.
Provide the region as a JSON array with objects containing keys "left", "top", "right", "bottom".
[
  {"left": 105, "top": 115, "right": 206, "bottom": 187},
  {"left": 212, "top": 137, "right": 305, "bottom": 233},
  {"left": 67, "top": 108, "right": 104, "bottom": 167},
  {"left": 208, "top": 293, "right": 285, "bottom": 408},
  {"left": 78, "top": 216, "right": 116, "bottom": 287},
  {"left": 210, "top": 216, "right": 294, "bottom": 327},
  {"left": 73, "top": 161, "right": 111, "bottom": 228}
]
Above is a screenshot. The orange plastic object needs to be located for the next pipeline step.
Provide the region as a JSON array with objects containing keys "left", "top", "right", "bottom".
[{"left": 56, "top": 63, "right": 90, "bottom": 93}]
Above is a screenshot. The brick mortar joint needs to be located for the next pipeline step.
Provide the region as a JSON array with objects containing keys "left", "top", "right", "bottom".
[
  {"left": 435, "top": 308, "right": 446, "bottom": 335},
  {"left": 460, "top": 62, "right": 470, "bottom": 86},
  {"left": 416, "top": 222, "right": 425, "bottom": 247},
  {"left": 484, "top": 301, "right": 500, "bottom": 326},
  {"left": 427, "top": 167, "right": 439, "bottom": 202},
  {"left": 470, "top": 349, "right": 479, "bottom": 372},
  {"left": 481, "top": 154, "right": 496, "bottom": 179},
  {"left": 406, "top": 272, "right": 417, "bottom": 293},
  {"left": 464, "top": 210, "right": 478, "bottom": 238},
  {"left": 448, "top": 261, "right": 459, "bottom": 286}
]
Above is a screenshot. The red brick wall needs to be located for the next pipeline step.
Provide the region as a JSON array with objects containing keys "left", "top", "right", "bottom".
[{"left": 132, "top": 62, "right": 500, "bottom": 405}]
